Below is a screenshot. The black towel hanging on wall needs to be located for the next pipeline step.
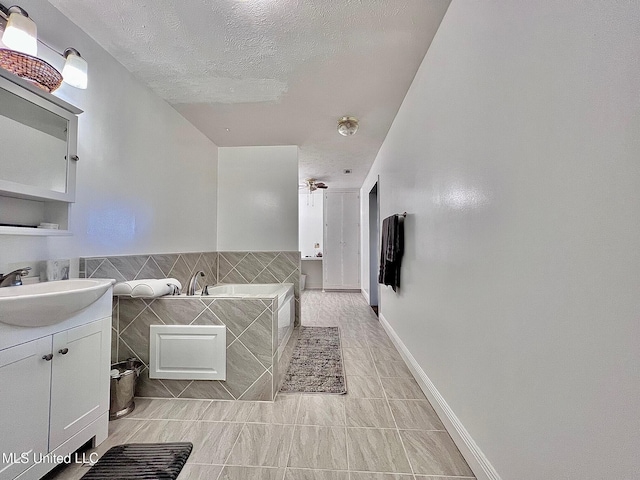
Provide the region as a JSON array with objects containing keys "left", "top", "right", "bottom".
[{"left": 378, "top": 213, "right": 404, "bottom": 292}]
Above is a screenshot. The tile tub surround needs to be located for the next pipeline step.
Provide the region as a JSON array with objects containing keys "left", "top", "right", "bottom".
[
  {"left": 80, "top": 252, "right": 219, "bottom": 287},
  {"left": 217, "top": 251, "right": 301, "bottom": 327},
  {"left": 80, "top": 250, "right": 302, "bottom": 325},
  {"left": 115, "top": 296, "right": 279, "bottom": 401}
]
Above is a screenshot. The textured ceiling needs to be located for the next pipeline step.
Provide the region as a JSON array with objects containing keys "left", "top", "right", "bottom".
[{"left": 49, "top": 0, "right": 450, "bottom": 188}]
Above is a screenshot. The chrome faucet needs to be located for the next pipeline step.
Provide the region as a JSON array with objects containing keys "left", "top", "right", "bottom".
[
  {"left": 186, "top": 271, "right": 205, "bottom": 296},
  {"left": 0, "top": 267, "right": 32, "bottom": 287}
]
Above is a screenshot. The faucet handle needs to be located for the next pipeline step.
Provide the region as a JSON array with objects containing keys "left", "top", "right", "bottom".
[{"left": 0, "top": 266, "right": 31, "bottom": 286}]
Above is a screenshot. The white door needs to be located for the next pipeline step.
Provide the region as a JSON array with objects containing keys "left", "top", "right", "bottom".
[
  {"left": 49, "top": 319, "right": 110, "bottom": 450},
  {"left": 0, "top": 337, "right": 52, "bottom": 480},
  {"left": 324, "top": 191, "right": 360, "bottom": 289},
  {"left": 341, "top": 191, "right": 361, "bottom": 288}
]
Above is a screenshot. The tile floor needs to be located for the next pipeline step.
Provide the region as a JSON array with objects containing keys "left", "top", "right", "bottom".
[{"left": 46, "top": 291, "right": 474, "bottom": 480}]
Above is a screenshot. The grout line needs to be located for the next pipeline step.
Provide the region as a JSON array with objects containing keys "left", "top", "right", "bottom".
[
  {"left": 236, "top": 367, "right": 271, "bottom": 400},
  {"left": 87, "top": 258, "right": 106, "bottom": 278},
  {"left": 217, "top": 378, "right": 237, "bottom": 401},
  {"left": 221, "top": 420, "right": 246, "bottom": 472},
  {"left": 165, "top": 255, "right": 180, "bottom": 278},
  {"left": 233, "top": 304, "right": 271, "bottom": 340},
  {"left": 131, "top": 256, "right": 150, "bottom": 280},
  {"left": 370, "top": 335, "right": 417, "bottom": 479},
  {"left": 175, "top": 380, "right": 194, "bottom": 399},
  {"left": 281, "top": 394, "right": 302, "bottom": 480}
]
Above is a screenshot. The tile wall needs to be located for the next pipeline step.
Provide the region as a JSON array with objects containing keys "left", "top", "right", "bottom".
[
  {"left": 80, "top": 252, "right": 219, "bottom": 289},
  {"left": 79, "top": 250, "right": 301, "bottom": 401},
  {"left": 217, "top": 251, "right": 301, "bottom": 326},
  {"left": 116, "top": 296, "right": 278, "bottom": 401}
]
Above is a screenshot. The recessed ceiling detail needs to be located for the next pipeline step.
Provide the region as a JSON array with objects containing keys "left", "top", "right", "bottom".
[{"left": 49, "top": 0, "right": 451, "bottom": 188}]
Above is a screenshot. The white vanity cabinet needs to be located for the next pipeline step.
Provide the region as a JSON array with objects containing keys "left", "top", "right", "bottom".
[
  {"left": 0, "top": 337, "right": 52, "bottom": 480},
  {"left": 49, "top": 319, "right": 110, "bottom": 450},
  {"left": 0, "top": 288, "right": 112, "bottom": 480}
]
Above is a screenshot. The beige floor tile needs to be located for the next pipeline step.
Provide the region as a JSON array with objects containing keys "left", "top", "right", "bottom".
[
  {"left": 285, "top": 469, "right": 349, "bottom": 480},
  {"left": 343, "top": 355, "right": 377, "bottom": 377},
  {"left": 218, "top": 466, "right": 285, "bottom": 479},
  {"left": 178, "top": 464, "right": 224, "bottom": 479},
  {"left": 129, "top": 398, "right": 211, "bottom": 420},
  {"left": 346, "top": 428, "right": 412, "bottom": 473},
  {"left": 42, "top": 462, "right": 88, "bottom": 480},
  {"left": 345, "top": 398, "right": 396, "bottom": 428},
  {"left": 340, "top": 335, "right": 370, "bottom": 348},
  {"left": 345, "top": 376, "right": 385, "bottom": 398},
  {"left": 413, "top": 477, "right": 475, "bottom": 480},
  {"left": 388, "top": 400, "right": 445, "bottom": 430},
  {"left": 374, "top": 359, "right": 413, "bottom": 378},
  {"left": 247, "top": 395, "right": 300, "bottom": 424},
  {"left": 400, "top": 430, "right": 474, "bottom": 476},
  {"left": 125, "top": 419, "right": 193, "bottom": 444},
  {"left": 287, "top": 426, "right": 348, "bottom": 470},
  {"left": 370, "top": 346, "right": 404, "bottom": 363},
  {"left": 296, "top": 395, "right": 345, "bottom": 426},
  {"left": 227, "top": 423, "right": 294, "bottom": 467},
  {"left": 185, "top": 422, "right": 244, "bottom": 464},
  {"left": 199, "top": 400, "right": 257, "bottom": 422},
  {"left": 342, "top": 347, "right": 374, "bottom": 364},
  {"left": 366, "top": 334, "right": 396, "bottom": 349},
  {"left": 88, "top": 418, "right": 148, "bottom": 457},
  {"left": 349, "top": 473, "right": 413, "bottom": 480},
  {"left": 380, "top": 377, "right": 426, "bottom": 400}
]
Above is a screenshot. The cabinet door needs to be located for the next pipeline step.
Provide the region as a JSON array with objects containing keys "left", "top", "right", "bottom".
[
  {"left": 323, "top": 192, "right": 345, "bottom": 288},
  {"left": 0, "top": 337, "right": 52, "bottom": 480},
  {"left": 324, "top": 191, "right": 360, "bottom": 289},
  {"left": 49, "top": 319, "right": 110, "bottom": 450},
  {"left": 341, "top": 191, "right": 361, "bottom": 288}
]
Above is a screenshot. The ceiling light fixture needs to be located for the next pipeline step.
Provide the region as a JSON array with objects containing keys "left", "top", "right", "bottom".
[
  {"left": 337, "top": 116, "right": 358, "bottom": 136},
  {"left": 0, "top": 3, "right": 89, "bottom": 90},
  {"left": 2, "top": 6, "right": 37, "bottom": 56}
]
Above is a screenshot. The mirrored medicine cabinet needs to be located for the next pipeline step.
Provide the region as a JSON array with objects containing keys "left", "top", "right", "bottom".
[{"left": 0, "top": 68, "right": 82, "bottom": 235}]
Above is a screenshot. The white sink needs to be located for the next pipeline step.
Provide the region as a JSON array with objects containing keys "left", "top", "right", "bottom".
[{"left": 0, "top": 279, "right": 115, "bottom": 327}]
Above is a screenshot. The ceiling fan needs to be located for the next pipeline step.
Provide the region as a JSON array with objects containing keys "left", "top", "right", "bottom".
[{"left": 299, "top": 178, "right": 329, "bottom": 193}]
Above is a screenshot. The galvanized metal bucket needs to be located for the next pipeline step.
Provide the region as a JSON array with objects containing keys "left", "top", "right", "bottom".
[{"left": 109, "top": 358, "right": 143, "bottom": 420}]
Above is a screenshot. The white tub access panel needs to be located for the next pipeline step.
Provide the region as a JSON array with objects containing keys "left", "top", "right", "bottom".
[{"left": 149, "top": 324, "right": 226, "bottom": 380}]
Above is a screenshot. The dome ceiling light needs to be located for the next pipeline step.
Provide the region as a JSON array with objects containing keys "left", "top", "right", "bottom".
[{"left": 337, "top": 116, "right": 358, "bottom": 136}]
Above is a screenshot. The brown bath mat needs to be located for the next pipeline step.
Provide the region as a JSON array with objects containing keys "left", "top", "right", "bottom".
[
  {"left": 280, "top": 326, "right": 347, "bottom": 394},
  {"left": 81, "top": 442, "right": 192, "bottom": 479}
]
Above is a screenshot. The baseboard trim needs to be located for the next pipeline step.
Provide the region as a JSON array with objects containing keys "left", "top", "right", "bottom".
[
  {"left": 378, "top": 313, "right": 502, "bottom": 480},
  {"left": 361, "top": 288, "right": 370, "bottom": 303}
]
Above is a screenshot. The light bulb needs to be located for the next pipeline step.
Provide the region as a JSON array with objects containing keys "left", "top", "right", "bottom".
[
  {"left": 62, "top": 48, "right": 88, "bottom": 89},
  {"left": 2, "top": 6, "right": 37, "bottom": 56}
]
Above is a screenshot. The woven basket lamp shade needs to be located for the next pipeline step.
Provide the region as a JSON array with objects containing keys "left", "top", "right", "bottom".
[{"left": 0, "top": 48, "right": 63, "bottom": 92}]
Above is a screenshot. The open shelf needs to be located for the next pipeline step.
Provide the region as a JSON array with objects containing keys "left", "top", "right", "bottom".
[{"left": 0, "top": 226, "right": 72, "bottom": 236}]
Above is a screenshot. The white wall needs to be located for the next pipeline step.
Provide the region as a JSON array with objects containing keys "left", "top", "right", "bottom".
[
  {"left": 299, "top": 192, "right": 323, "bottom": 257},
  {"left": 361, "top": 2, "right": 640, "bottom": 479},
  {"left": 217, "top": 146, "right": 298, "bottom": 251},
  {"left": 0, "top": 0, "right": 219, "bottom": 274}
]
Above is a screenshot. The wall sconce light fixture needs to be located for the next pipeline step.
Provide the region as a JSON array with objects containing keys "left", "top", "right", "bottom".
[
  {"left": 62, "top": 48, "right": 87, "bottom": 89},
  {"left": 0, "top": 3, "right": 88, "bottom": 90},
  {"left": 2, "top": 5, "right": 36, "bottom": 55}
]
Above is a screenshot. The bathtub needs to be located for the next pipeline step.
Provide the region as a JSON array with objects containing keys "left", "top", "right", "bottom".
[{"left": 205, "top": 283, "right": 295, "bottom": 357}]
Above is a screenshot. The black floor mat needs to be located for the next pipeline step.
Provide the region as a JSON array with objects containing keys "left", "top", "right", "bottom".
[{"left": 81, "top": 443, "right": 192, "bottom": 479}]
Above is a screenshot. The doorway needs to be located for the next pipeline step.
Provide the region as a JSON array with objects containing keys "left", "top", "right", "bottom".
[{"left": 368, "top": 181, "right": 379, "bottom": 316}]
